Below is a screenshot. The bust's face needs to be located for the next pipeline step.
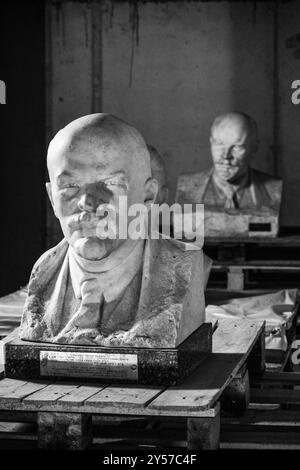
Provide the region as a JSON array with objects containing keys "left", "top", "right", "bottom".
[
  {"left": 47, "top": 131, "right": 149, "bottom": 260},
  {"left": 210, "top": 118, "right": 255, "bottom": 182}
]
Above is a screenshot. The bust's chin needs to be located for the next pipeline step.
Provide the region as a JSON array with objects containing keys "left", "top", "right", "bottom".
[
  {"left": 72, "top": 237, "right": 109, "bottom": 260},
  {"left": 215, "top": 164, "right": 248, "bottom": 184}
]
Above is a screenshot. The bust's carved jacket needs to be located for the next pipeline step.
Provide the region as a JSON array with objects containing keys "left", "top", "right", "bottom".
[
  {"left": 176, "top": 167, "right": 283, "bottom": 209},
  {"left": 20, "top": 238, "right": 205, "bottom": 348}
]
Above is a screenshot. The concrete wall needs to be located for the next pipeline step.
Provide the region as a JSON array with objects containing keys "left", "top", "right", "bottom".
[
  {"left": 47, "top": 0, "right": 300, "bottom": 245},
  {"left": 278, "top": 2, "right": 300, "bottom": 230}
]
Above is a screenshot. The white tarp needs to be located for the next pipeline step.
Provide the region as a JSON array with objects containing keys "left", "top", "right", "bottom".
[{"left": 206, "top": 289, "right": 298, "bottom": 351}]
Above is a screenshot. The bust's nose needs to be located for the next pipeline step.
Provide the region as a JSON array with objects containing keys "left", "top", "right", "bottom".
[
  {"left": 223, "top": 146, "right": 234, "bottom": 161},
  {"left": 77, "top": 182, "right": 106, "bottom": 212}
]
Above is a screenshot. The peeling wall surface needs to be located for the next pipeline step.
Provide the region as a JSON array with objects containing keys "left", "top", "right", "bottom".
[{"left": 47, "top": 0, "right": 300, "bottom": 245}]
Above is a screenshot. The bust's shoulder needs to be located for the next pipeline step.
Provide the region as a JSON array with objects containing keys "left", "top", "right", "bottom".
[
  {"left": 31, "top": 238, "right": 69, "bottom": 273},
  {"left": 176, "top": 168, "right": 212, "bottom": 203},
  {"left": 251, "top": 168, "right": 283, "bottom": 192},
  {"left": 149, "top": 238, "right": 202, "bottom": 265},
  {"left": 177, "top": 168, "right": 212, "bottom": 188}
]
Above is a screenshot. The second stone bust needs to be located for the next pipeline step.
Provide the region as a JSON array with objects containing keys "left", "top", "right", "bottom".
[{"left": 176, "top": 112, "right": 283, "bottom": 237}]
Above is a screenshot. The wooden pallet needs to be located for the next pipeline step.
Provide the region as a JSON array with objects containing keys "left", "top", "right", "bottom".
[
  {"left": 0, "top": 319, "right": 264, "bottom": 450},
  {"left": 204, "top": 233, "right": 300, "bottom": 290}
]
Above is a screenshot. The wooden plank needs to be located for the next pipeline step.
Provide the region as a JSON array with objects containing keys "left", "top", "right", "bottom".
[
  {"left": 252, "top": 371, "right": 300, "bottom": 385},
  {"left": 205, "top": 235, "right": 300, "bottom": 246},
  {"left": 0, "top": 410, "right": 36, "bottom": 422},
  {"left": 221, "top": 442, "right": 300, "bottom": 450},
  {"left": 0, "top": 378, "right": 28, "bottom": 397},
  {"left": 214, "top": 262, "right": 300, "bottom": 269},
  {"left": 250, "top": 388, "right": 300, "bottom": 404},
  {"left": 222, "top": 409, "right": 300, "bottom": 426},
  {"left": 23, "top": 383, "right": 81, "bottom": 405},
  {"left": 0, "top": 381, "right": 49, "bottom": 402},
  {"left": 221, "top": 430, "right": 300, "bottom": 447},
  {"left": 148, "top": 354, "right": 245, "bottom": 412},
  {"left": 149, "top": 320, "right": 264, "bottom": 412},
  {"left": 86, "top": 385, "right": 163, "bottom": 410},
  {"left": 213, "top": 319, "right": 264, "bottom": 356},
  {"left": 58, "top": 384, "right": 107, "bottom": 406}
]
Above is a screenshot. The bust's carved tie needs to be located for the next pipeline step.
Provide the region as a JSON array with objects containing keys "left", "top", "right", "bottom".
[{"left": 73, "top": 277, "right": 103, "bottom": 329}]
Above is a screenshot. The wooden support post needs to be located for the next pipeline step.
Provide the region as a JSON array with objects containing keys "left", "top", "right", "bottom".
[
  {"left": 187, "top": 404, "right": 220, "bottom": 450},
  {"left": 227, "top": 267, "right": 244, "bottom": 290},
  {"left": 247, "top": 325, "right": 266, "bottom": 375},
  {"left": 221, "top": 368, "right": 250, "bottom": 415},
  {"left": 37, "top": 412, "right": 92, "bottom": 450}
]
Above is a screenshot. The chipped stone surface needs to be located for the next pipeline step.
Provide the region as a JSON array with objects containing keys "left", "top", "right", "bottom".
[{"left": 20, "top": 238, "right": 206, "bottom": 348}]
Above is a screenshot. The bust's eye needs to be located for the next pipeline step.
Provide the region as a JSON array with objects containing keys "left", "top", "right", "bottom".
[
  {"left": 105, "top": 177, "right": 119, "bottom": 187},
  {"left": 59, "top": 183, "right": 80, "bottom": 195},
  {"left": 233, "top": 145, "right": 245, "bottom": 152}
]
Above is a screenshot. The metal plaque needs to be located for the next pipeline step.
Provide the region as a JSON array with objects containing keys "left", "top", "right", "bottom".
[{"left": 40, "top": 350, "right": 138, "bottom": 381}]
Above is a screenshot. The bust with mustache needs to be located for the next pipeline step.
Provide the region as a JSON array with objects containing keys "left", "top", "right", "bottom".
[
  {"left": 176, "top": 112, "right": 282, "bottom": 219},
  {"left": 20, "top": 113, "right": 207, "bottom": 347}
]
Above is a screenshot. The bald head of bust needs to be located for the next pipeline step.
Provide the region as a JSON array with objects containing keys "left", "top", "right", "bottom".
[
  {"left": 46, "top": 114, "right": 158, "bottom": 260},
  {"left": 210, "top": 112, "right": 259, "bottom": 183}
]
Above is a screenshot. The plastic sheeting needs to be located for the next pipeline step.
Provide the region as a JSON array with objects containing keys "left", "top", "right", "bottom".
[{"left": 206, "top": 289, "right": 298, "bottom": 351}]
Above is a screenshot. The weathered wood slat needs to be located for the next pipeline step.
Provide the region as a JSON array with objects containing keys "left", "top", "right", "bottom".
[
  {"left": 250, "top": 388, "right": 300, "bottom": 404},
  {"left": 0, "top": 378, "right": 28, "bottom": 397},
  {"left": 0, "top": 381, "right": 49, "bottom": 402},
  {"left": 213, "top": 319, "right": 264, "bottom": 355},
  {"left": 221, "top": 429, "right": 300, "bottom": 445},
  {"left": 222, "top": 409, "right": 300, "bottom": 426},
  {"left": 23, "top": 383, "right": 81, "bottom": 405},
  {"left": 58, "top": 384, "right": 107, "bottom": 405},
  {"left": 86, "top": 385, "right": 163, "bottom": 410},
  {"left": 148, "top": 354, "right": 242, "bottom": 412},
  {"left": 149, "top": 320, "right": 264, "bottom": 412},
  {"left": 221, "top": 442, "right": 300, "bottom": 450},
  {"left": 0, "top": 410, "right": 36, "bottom": 422},
  {"left": 252, "top": 371, "right": 300, "bottom": 385},
  {"left": 0, "top": 422, "right": 35, "bottom": 434}
]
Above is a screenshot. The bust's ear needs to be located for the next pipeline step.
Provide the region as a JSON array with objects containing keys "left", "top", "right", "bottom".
[
  {"left": 46, "top": 182, "right": 56, "bottom": 213},
  {"left": 144, "top": 177, "right": 159, "bottom": 209}
]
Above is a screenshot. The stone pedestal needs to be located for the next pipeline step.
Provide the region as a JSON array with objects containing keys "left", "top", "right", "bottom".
[
  {"left": 204, "top": 207, "right": 280, "bottom": 238},
  {"left": 5, "top": 323, "right": 212, "bottom": 386}
]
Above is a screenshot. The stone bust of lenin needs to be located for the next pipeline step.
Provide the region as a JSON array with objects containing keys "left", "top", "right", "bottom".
[
  {"left": 20, "top": 114, "right": 206, "bottom": 348},
  {"left": 176, "top": 112, "right": 282, "bottom": 212}
]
